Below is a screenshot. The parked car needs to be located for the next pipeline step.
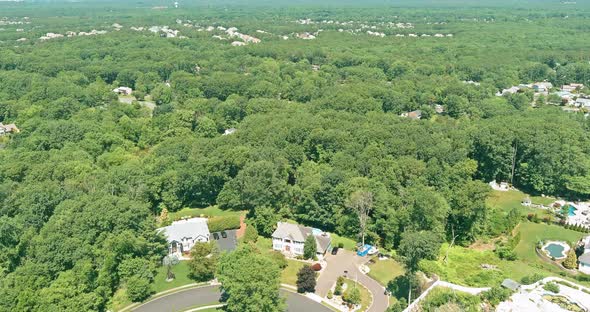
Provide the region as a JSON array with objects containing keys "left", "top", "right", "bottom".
[
  {"left": 221, "top": 231, "right": 227, "bottom": 238},
  {"left": 213, "top": 232, "right": 220, "bottom": 240},
  {"left": 331, "top": 247, "right": 339, "bottom": 255}
]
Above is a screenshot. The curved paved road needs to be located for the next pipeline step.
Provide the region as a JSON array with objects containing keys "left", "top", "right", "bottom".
[
  {"left": 316, "top": 250, "right": 389, "bottom": 312},
  {"left": 131, "top": 285, "right": 333, "bottom": 312}
]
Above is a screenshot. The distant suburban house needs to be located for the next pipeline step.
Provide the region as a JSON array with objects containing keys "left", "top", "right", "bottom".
[
  {"left": 272, "top": 222, "right": 332, "bottom": 257},
  {"left": 401, "top": 110, "right": 422, "bottom": 120},
  {"left": 533, "top": 82, "right": 553, "bottom": 93},
  {"left": 575, "top": 98, "right": 590, "bottom": 108},
  {"left": 0, "top": 123, "right": 19, "bottom": 136},
  {"left": 113, "top": 86, "right": 133, "bottom": 96},
  {"left": 562, "top": 83, "right": 584, "bottom": 93},
  {"left": 496, "top": 86, "right": 520, "bottom": 96},
  {"left": 158, "top": 218, "right": 210, "bottom": 257},
  {"left": 223, "top": 128, "right": 237, "bottom": 136},
  {"left": 578, "top": 236, "right": 590, "bottom": 274}
]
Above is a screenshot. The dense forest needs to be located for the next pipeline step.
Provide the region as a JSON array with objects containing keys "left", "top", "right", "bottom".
[{"left": 1, "top": 0, "right": 590, "bottom": 310}]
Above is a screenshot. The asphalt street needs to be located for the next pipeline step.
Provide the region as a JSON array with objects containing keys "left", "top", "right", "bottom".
[{"left": 132, "top": 285, "right": 334, "bottom": 312}]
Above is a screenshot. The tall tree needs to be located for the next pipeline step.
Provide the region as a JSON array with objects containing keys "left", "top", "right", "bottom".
[
  {"left": 346, "top": 190, "right": 373, "bottom": 246},
  {"left": 216, "top": 245, "right": 285, "bottom": 312}
]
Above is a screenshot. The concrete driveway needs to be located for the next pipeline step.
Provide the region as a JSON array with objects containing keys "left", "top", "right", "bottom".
[
  {"left": 131, "top": 285, "right": 333, "bottom": 312},
  {"left": 316, "top": 250, "right": 389, "bottom": 312}
]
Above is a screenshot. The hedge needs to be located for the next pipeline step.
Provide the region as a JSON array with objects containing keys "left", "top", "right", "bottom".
[{"left": 208, "top": 215, "right": 241, "bottom": 233}]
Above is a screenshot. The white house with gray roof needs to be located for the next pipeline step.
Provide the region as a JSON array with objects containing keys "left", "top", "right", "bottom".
[
  {"left": 271, "top": 222, "right": 331, "bottom": 258},
  {"left": 158, "top": 218, "right": 210, "bottom": 257}
]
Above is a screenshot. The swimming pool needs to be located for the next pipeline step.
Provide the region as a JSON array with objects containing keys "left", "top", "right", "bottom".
[
  {"left": 563, "top": 205, "right": 577, "bottom": 216},
  {"left": 542, "top": 241, "right": 569, "bottom": 259}
]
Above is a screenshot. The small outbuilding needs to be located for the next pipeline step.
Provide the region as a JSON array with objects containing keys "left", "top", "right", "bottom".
[{"left": 501, "top": 279, "right": 521, "bottom": 291}]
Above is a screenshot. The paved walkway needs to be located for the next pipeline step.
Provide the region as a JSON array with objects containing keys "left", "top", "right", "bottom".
[
  {"left": 131, "top": 285, "right": 334, "bottom": 312},
  {"left": 316, "top": 250, "right": 389, "bottom": 312}
]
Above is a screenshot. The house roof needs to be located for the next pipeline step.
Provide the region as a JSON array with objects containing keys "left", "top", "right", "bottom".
[
  {"left": 272, "top": 222, "right": 332, "bottom": 251},
  {"left": 501, "top": 279, "right": 521, "bottom": 291},
  {"left": 315, "top": 234, "right": 331, "bottom": 253},
  {"left": 580, "top": 252, "right": 590, "bottom": 264},
  {"left": 158, "top": 217, "right": 210, "bottom": 243},
  {"left": 272, "top": 222, "right": 310, "bottom": 242}
]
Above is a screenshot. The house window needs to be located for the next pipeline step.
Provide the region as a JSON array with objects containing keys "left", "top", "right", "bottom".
[{"left": 285, "top": 239, "right": 291, "bottom": 243}]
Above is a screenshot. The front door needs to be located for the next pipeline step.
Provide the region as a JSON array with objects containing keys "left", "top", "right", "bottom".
[{"left": 285, "top": 245, "right": 290, "bottom": 252}]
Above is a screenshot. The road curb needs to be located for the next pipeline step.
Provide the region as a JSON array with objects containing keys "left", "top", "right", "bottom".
[{"left": 119, "top": 283, "right": 212, "bottom": 312}]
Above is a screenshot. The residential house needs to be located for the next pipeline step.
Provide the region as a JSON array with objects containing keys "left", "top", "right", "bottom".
[
  {"left": 552, "top": 91, "right": 575, "bottom": 105},
  {"left": 400, "top": 110, "right": 422, "bottom": 120},
  {"left": 272, "top": 222, "right": 332, "bottom": 257},
  {"left": 496, "top": 86, "right": 520, "bottom": 96},
  {"left": 0, "top": 123, "right": 19, "bottom": 135},
  {"left": 113, "top": 87, "right": 133, "bottom": 96},
  {"left": 562, "top": 83, "right": 584, "bottom": 93},
  {"left": 533, "top": 82, "right": 553, "bottom": 93},
  {"left": 158, "top": 218, "right": 210, "bottom": 257},
  {"left": 578, "top": 236, "right": 590, "bottom": 274},
  {"left": 223, "top": 128, "right": 237, "bottom": 135}
]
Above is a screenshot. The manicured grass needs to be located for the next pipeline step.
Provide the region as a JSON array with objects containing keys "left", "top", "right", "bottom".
[
  {"left": 168, "top": 206, "right": 245, "bottom": 221},
  {"left": 487, "top": 190, "right": 555, "bottom": 213},
  {"left": 367, "top": 258, "right": 405, "bottom": 286},
  {"left": 281, "top": 259, "right": 308, "bottom": 286},
  {"left": 153, "top": 261, "right": 194, "bottom": 293},
  {"left": 343, "top": 278, "right": 372, "bottom": 312},
  {"left": 514, "top": 222, "right": 584, "bottom": 263},
  {"left": 331, "top": 233, "right": 357, "bottom": 251}
]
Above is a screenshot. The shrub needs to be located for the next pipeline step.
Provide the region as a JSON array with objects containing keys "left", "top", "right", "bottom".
[
  {"left": 543, "top": 282, "right": 560, "bottom": 293},
  {"left": 126, "top": 276, "right": 152, "bottom": 302},
  {"left": 338, "top": 242, "right": 344, "bottom": 249},
  {"left": 334, "top": 276, "right": 345, "bottom": 295},
  {"left": 296, "top": 266, "right": 316, "bottom": 293},
  {"left": 243, "top": 225, "right": 258, "bottom": 243},
  {"left": 208, "top": 216, "right": 241, "bottom": 232},
  {"left": 311, "top": 263, "right": 322, "bottom": 271},
  {"left": 327, "top": 290, "right": 333, "bottom": 299},
  {"left": 269, "top": 251, "right": 288, "bottom": 269},
  {"left": 520, "top": 273, "right": 545, "bottom": 285},
  {"left": 481, "top": 286, "right": 512, "bottom": 306},
  {"left": 342, "top": 285, "right": 361, "bottom": 305},
  {"left": 563, "top": 248, "right": 578, "bottom": 269},
  {"left": 496, "top": 247, "right": 517, "bottom": 261}
]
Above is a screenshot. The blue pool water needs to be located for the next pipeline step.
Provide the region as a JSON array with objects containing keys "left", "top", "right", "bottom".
[
  {"left": 544, "top": 243, "right": 566, "bottom": 258},
  {"left": 566, "top": 205, "right": 577, "bottom": 216}
]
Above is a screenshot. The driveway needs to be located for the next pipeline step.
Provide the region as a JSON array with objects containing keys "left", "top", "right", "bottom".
[
  {"left": 316, "top": 250, "right": 389, "bottom": 312},
  {"left": 131, "top": 285, "right": 333, "bottom": 312}
]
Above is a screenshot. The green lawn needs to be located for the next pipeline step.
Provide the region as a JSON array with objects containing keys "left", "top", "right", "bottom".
[
  {"left": 331, "top": 233, "right": 357, "bottom": 251},
  {"left": 514, "top": 222, "right": 584, "bottom": 263},
  {"left": 367, "top": 258, "right": 405, "bottom": 286},
  {"left": 343, "top": 278, "right": 372, "bottom": 312},
  {"left": 487, "top": 190, "right": 555, "bottom": 214},
  {"left": 153, "top": 261, "right": 195, "bottom": 293},
  {"left": 281, "top": 259, "right": 308, "bottom": 286},
  {"left": 168, "top": 206, "right": 245, "bottom": 222}
]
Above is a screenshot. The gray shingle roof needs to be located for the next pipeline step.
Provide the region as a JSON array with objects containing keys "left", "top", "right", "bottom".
[
  {"left": 272, "top": 222, "right": 332, "bottom": 253},
  {"left": 501, "top": 279, "right": 521, "bottom": 291},
  {"left": 158, "top": 218, "right": 210, "bottom": 243},
  {"left": 272, "top": 222, "right": 309, "bottom": 242}
]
